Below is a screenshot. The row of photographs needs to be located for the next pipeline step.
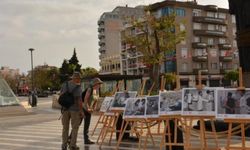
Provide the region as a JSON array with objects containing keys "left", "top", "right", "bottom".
[{"left": 99, "top": 88, "right": 250, "bottom": 119}]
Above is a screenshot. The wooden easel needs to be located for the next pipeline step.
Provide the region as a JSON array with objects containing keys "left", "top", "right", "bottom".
[
  {"left": 140, "top": 78, "right": 147, "bottom": 96},
  {"left": 224, "top": 67, "right": 250, "bottom": 150},
  {"left": 182, "top": 70, "right": 218, "bottom": 149}
]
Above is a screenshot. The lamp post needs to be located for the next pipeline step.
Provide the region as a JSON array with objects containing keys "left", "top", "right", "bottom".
[{"left": 28, "top": 48, "right": 37, "bottom": 107}]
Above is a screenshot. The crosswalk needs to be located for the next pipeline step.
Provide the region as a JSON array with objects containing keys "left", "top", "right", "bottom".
[{"left": 0, "top": 115, "right": 250, "bottom": 150}]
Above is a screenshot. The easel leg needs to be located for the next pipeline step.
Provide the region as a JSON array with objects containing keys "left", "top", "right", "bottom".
[
  {"left": 210, "top": 119, "right": 219, "bottom": 149},
  {"left": 96, "top": 115, "right": 108, "bottom": 144},
  {"left": 226, "top": 122, "right": 233, "bottom": 149},
  {"left": 99, "top": 115, "right": 114, "bottom": 148},
  {"left": 109, "top": 114, "right": 119, "bottom": 145},
  {"left": 160, "top": 120, "right": 167, "bottom": 150},
  {"left": 241, "top": 123, "right": 246, "bottom": 149},
  {"left": 91, "top": 113, "right": 103, "bottom": 136},
  {"left": 116, "top": 121, "right": 129, "bottom": 150}
]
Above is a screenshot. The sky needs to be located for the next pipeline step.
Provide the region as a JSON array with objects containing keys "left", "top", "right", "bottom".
[{"left": 0, "top": 0, "right": 229, "bottom": 74}]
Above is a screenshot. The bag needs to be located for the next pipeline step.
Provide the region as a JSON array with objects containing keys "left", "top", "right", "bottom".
[
  {"left": 81, "top": 86, "right": 93, "bottom": 102},
  {"left": 58, "top": 82, "right": 78, "bottom": 109}
]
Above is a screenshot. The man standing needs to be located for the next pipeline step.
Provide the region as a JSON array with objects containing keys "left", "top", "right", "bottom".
[
  {"left": 83, "top": 78, "right": 103, "bottom": 144},
  {"left": 61, "top": 72, "right": 84, "bottom": 150}
]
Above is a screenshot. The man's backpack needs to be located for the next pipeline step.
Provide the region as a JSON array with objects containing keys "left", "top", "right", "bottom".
[{"left": 58, "top": 82, "right": 78, "bottom": 109}]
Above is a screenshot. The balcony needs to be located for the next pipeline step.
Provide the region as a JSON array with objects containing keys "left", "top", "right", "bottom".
[
  {"left": 98, "top": 47, "right": 106, "bottom": 53},
  {"left": 98, "top": 20, "right": 104, "bottom": 25},
  {"left": 218, "top": 44, "right": 232, "bottom": 50},
  {"left": 98, "top": 33, "right": 105, "bottom": 39},
  {"left": 219, "top": 56, "right": 233, "bottom": 62},
  {"left": 98, "top": 27, "right": 104, "bottom": 33},
  {"left": 193, "top": 16, "right": 226, "bottom": 25},
  {"left": 204, "top": 5, "right": 218, "bottom": 12},
  {"left": 192, "top": 42, "right": 207, "bottom": 48},
  {"left": 193, "top": 30, "right": 226, "bottom": 37},
  {"left": 193, "top": 68, "right": 209, "bottom": 74},
  {"left": 192, "top": 55, "right": 208, "bottom": 62}
]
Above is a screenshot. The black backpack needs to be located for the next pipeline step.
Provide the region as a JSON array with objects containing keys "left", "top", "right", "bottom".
[{"left": 58, "top": 82, "right": 79, "bottom": 109}]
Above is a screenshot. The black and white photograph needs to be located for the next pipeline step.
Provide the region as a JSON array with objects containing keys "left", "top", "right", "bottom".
[
  {"left": 123, "top": 97, "right": 146, "bottom": 119},
  {"left": 110, "top": 91, "right": 137, "bottom": 110},
  {"left": 216, "top": 88, "right": 250, "bottom": 119},
  {"left": 100, "top": 97, "right": 113, "bottom": 113},
  {"left": 159, "top": 91, "right": 182, "bottom": 116},
  {"left": 145, "top": 95, "right": 159, "bottom": 118},
  {"left": 182, "top": 88, "right": 216, "bottom": 116}
]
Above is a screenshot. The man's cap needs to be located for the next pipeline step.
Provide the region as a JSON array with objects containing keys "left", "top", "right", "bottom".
[
  {"left": 92, "top": 78, "right": 103, "bottom": 86},
  {"left": 71, "top": 71, "right": 81, "bottom": 79}
]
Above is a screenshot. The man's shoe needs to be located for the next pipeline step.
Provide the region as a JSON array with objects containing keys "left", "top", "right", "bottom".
[
  {"left": 61, "top": 145, "right": 67, "bottom": 150},
  {"left": 84, "top": 140, "right": 95, "bottom": 144},
  {"left": 69, "top": 146, "right": 79, "bottom": 150}
]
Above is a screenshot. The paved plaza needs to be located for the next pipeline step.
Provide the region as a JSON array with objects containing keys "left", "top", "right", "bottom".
[{"left": 0, "top": 97, "right": 249, "bottom": 150}]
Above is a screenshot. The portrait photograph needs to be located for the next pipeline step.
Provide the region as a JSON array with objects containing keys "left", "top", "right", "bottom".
[
  {"left": 159, "top": 91, "right": 182, "bottom": 116},
  {"left": 145, "top": 95, "right": 159, "bottom": 118},
  {"left": 100, "top": 97, "right": 113, "bottom": 113},
  {"left": 110, "top": 91, "right": 137, "bottom": 110},
  {"left": 216, "top": 88, "right": 250, "bottom": 119},
  {"left": 123, "top": 97, "right": 146, "bottom": 119},
  {"left": 182, "top": 88, "right": 216, "bottom": 116}
]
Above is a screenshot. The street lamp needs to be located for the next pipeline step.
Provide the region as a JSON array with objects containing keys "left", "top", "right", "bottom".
[{"left": 28, "top": 48, "right": 37, "bottom": 107}]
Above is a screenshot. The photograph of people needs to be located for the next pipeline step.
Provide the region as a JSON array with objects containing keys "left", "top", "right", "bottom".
[
  {"left": 146, "top": 96, "right": 159, "bottom": 118},
  {"left": 182, "top": 88, "right": 216, "bottom": 116},
  {"left": 217, "top": 89, "right": 250, "bottom": 119},
  {"left": 100, "top": 97, "right": 113, "bottom": 113},
  {"left": 111, "top": 91, "right": 137, "bottom": 110},
  {"left": 159, "top": 91, "right": 182, "bottom": 116},
  {"left": 124, "top": 98, "right": 146, "bottom": 118}
]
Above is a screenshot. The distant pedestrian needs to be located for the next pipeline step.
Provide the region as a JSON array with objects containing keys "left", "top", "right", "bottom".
[
  {"left": 82, "top": 77, "right": 103, "bottom": 144},
  {"left": 60, "top": 72, "right": 84, "bottom": 150}
]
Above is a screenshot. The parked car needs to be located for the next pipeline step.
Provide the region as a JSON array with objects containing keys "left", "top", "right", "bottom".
[{"left": 37, "top": 91, "right": 49, "bottom": 97}]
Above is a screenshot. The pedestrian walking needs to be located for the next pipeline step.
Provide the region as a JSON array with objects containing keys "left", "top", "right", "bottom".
[
  {"left": 82, "top": 77, "right": 103, "bottom": 144},
  {"left": 60, "top": 72, "right": 84, "bottom": 150}
]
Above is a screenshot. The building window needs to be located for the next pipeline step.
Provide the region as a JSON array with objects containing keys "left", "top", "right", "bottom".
[
  {"left": 195, "top": 49, "right": 206, "bottom": 56},
  {"left": 182, "top": 63, "right": 187, "bottom": 71},
  {"left": 193, "top": 23, "right": 201, "bottom": 30},
  {"left": 161, "top": 7, "right": 174, "bottom": 16},
  {"left": 208, "top": 38, "right": 214, "bottom": 45},
  {"left": 220, "top": 25, "right": 227, "bottom": 32},
  {"left": 209, "top": 49, "right": 217, "bottom": 57},
  {"left": 193, "top": 9, "right": 201, "bottom": 16},
  {"left": 194, "top": 36, "right": 201, "bottom": 42},
  {"left": 233, "top": 40, "right": 237, "bottom": 48},
  {"left": 211, "top": 63, "right": 217, "bottom": 69},
  {"left": 232, "top": 15, "right": 236, "bottom": 23},
  {"left": 219, "top": 38, "right": 226, "bottom": 44},
  {"left": 207, "top": 11, "right": 217, "bottom": 18},
  {"left": 181, "top": 48, "right": 188, "bottom": 58},
  {"left": 233, "top": 63, "right": 238, "bottom": 69},
  {"left": 208, "top": 24, "right": 215, "bottom": 30},
  {"left": 232, "top": 28, "right": 237, "bottom": 36},
  {"left": 175, "top": 8, "right": 185, "bottom": 16},
  {"left": 218, "top": 13, "right": 226, "bottom": 19}
]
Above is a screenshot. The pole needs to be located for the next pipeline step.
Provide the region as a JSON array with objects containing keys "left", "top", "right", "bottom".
[{"left": 28, "top": 48, "right": 36, "bottom": 107}]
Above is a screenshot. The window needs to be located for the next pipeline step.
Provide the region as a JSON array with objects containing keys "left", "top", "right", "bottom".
[
  {"left": 220, "top": 26, "right": 227, "bottom": 32},
  {"left": 195, "top": 49, "right": 206, "bottom": 56},
  {"left": 211, "top": 63, "right": 217, "bottom": 69},
  {"left": 209, "top": 49, "right": 217, "bottom": 57},
  {"left": 219, "top": 38, "right": 226, "bottom": 44},
  {"left": 233, "top": 40, "right": 237, "bottom": 48},
  {"left": 207, "top": 12, "right": 216, "bottom": 18},
  {"left": 193, "top": 9, "right": 201, "bottom": 16},
  {"left": 182, "top": 63, "right": 187, "bottom": 71},
  {"left": 218, "top": 13, "right": 226, "bottom": 19},
  {"left": 233, "top": 63, "right": 238, "bottom": 69},
  {"left": 232, "top": 28, "right": 237, "bottom": 36},
  {"left": 161, "top": 7, "right": 174, "bottom": 16},
  {"left": 181, "top": 48, "right": 188, "bottom": 58},
  {"left": 208, "top": 38, "right": 214, "bottom": 45},
  {"left": 194, "top": 36, "right": 201, "bottom": 42},
  {"left": 193, "top": 23, "right": 201, "bottom": 29},
  {"left": 208, "top": 24, "right": 215, "bottom": 30},
  {"left": 175, "top": 8, "right": 185, "bottom": 16},
  {"left": 232, "top": 15, "right": 236, "bottom": 23}
]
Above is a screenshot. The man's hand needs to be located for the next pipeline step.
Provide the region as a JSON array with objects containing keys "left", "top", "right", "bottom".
[
  {"left": 87, "top": 108, "right": 93, "bottom": 113},
  {"left": 80, "top": 111, "right": 85, "bottom": 119}
]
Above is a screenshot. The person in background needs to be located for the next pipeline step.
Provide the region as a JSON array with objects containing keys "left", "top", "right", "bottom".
[
  {"left": 83, "top": 78, "right": 103, "bottom": 144},
  {"left": 61, "top": 72, "right": 84, "bottom": 150}
]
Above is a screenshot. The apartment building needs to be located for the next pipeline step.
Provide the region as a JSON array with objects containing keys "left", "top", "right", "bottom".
[
  {"left": 121, "top": 0, "right": 239, "bottom": 87},
  {"left": 98, "top": 5, "right": 144, "bottom": 75}
]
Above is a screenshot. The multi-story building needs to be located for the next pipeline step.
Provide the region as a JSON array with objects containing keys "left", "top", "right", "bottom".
[
  {"left": 121, "top": 0, "right": 239, "bottom": 87},
  {"left": 0, "top": 66, "right": 20, "bottom": 78},
  {"left": 98, "top": 5, "right": 144, "bottom": 75}
]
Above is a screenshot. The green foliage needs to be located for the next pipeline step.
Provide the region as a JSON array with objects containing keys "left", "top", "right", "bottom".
[
  {"left": 224, "top": 70, "right": 239, "bottom": 82},
  {"left": 82, "top": 67, "right": 98, "bottom": 78},
  {"left": 164, "top": 73, "right": 176, "bottom": 84}
]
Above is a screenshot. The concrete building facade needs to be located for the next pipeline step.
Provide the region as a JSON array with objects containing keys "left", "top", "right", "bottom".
[
  {"left": 121, "top": 0, "right": 239, "bottom": 87},
  {"left": 98, "top": 6, "right": 144, "bottom": 75}
]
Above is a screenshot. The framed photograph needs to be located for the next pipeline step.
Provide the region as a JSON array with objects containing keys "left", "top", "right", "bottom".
[
  {"left": 100, "top": 97, "right": 113, "bottom": 113},
  {"left": 123, "top": 97, "right": 146, "bottom": 119},
  {"left": 110, "top": 91, "right": 137, "bottom": 110},
  {"left": 145, "top": 95, "right": 159, "bottom": 118},
  {"left": 159, "top": 91, "right": 182, "bottom": 116},
  {"left": 216, "top": 88, "right": 250, "bottom": 119},
  {"left": 182, "top": 87, "right": 216, "bottom": 116}
]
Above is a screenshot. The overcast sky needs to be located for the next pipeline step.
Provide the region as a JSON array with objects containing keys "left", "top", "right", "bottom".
[{"left": 0, "top": 0, "right": 229, "bottom": 74}]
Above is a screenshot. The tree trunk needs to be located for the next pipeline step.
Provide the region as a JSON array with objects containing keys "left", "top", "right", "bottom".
[{"left": 149, "top": 63, "right": 160, "bottom": 92}]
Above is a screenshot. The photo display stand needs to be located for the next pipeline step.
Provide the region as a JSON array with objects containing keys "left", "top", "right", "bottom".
[
  {"left": 224, "top": 67, "right": 250, "bottom": 150},
  {"left": 159, "top": 74, "right": 184, "bottom": 150},
  {"left": 182, "top": 70, "right": 218, "bottom": 150}
]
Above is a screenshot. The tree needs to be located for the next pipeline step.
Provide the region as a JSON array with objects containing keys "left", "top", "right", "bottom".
[
  {"left": 224, "top": 70, "right": 239, "bottom": 87},
  {"left": 82, "top": 67, "right": 98, "bottom": 78},
  {"left": 124, "top": 9, "right": 185, "bottom": 91},
  {"left": 164, "top": 73, "right": 176, "bottom": 90},
  {"left": 69, "top": 48, "right": 81, "bottom": 72}
]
